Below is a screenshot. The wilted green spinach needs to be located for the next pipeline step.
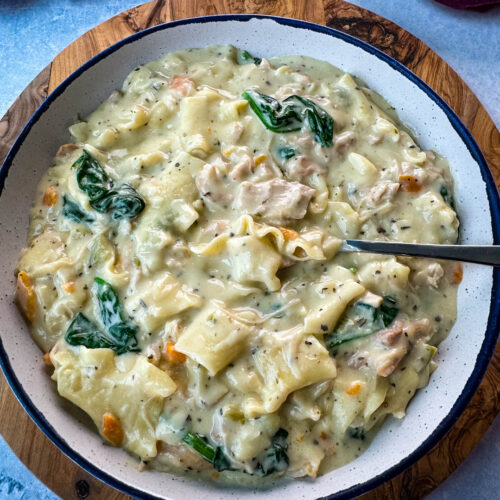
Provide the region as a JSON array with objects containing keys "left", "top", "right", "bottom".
[
  {"left": 325, "top": 296, "right": 399, "bottom": 350},
  {"left": 73, "top": 150, "right": 145, "bottom": 220},
  {"left": 183, "top": 427, "right": 289, "bottom": 476},
  {"left": 65, "top": 277, "right": 139, "bottom": 354},
  {"left": 236, "top": 49, "right": 262, "bottom": 65},
  {"left": 255, "top": 428, "right": 289, "bottom": 476},
  {"left": 62, "top": 194, "right": 95, "bottom": 224},
  {"left": 242, "top": 90, "right": 334, "bottom": 147},
  {"left": 182, "top": 432, "right": 232, "bottom": 472}
]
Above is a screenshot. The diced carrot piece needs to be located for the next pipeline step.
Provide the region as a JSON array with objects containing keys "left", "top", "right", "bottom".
[
  {"left": 165, "top": 342, "right": 187, "bottom": 364},
  {"left": 170, "top": 75, "right": 194, "bottom": 96},
  {"left": 279, "top": 227, "right": 299, "bottom": 240},
  {"left": 42, "top": 352, "right": 53, "bottom": 368},
  {"left": 16, "top": 271, "right": 36, "bottom": 322},
  {"left": 450, "top": 262, "right": 463, "bottom": 285},
  {"left": 102, "top": 413, "right": 124, "bottom": 446},
  {"left": 399, "top": 175, "right": 422, "bottom": 193},
  {"left": 346, "top": 381, "right": 362, "bottom": 396},
  {"left": 61, "top": 281, "right": 76, "bottom": 293},
  {"left": 42, "top": 186, "right": 58, "bottom": 206},
  {"left": 254, "top": 154, "right": 267, "bottom": 166}
]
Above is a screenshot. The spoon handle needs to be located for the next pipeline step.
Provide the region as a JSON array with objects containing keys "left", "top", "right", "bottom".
[{"left": 342, "top": 240, "right": 500, "bottom": 267}]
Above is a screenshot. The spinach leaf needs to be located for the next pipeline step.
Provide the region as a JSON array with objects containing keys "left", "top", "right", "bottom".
[
  {"left": 326, "top": 297, "right": 399, "bottom": 350},
  {"left": 74, "top": 150, "right": 112, "bottom": 201},
  {"left": 182, "top": 432, "right": 216, "bottom": 462},
  {"left": 284, "top": 95, "right": 334, "bottom": 147},
  {"left": 236, "top": 49, "right": 262, "bottom": 65},
  {"left": 65, "top": 312, "right": 138, "bottom": 354},
  {"left": 90, "top": 184, "right": 146, "bottom": 221},
  {"left": 256, "top": 428, "right": 289, "bottom": 476},
  {"left": 183, "top": 428, "right": 289, "bottom": 476},
  {"left": 378, "top": 296, "right": 398, "bottom": 327},
  {"left": 73, "top": 150, "right": 145, "bottom": 220},
  {"left": 325, "top": 302, "right": 379, "bottom": 349},
  {"left": 349, "top": 427, "right": 366, "bottom": 440},
  {"left": 242, "top": 90, "right": 303, "bottom": 133},
  {"left": 440, "top": 185, "right": 456, "bottom": 210},
  {"left": 65, "top": 278, "right": 139, "bottom": 354},
  {"left": 269, "top": 303, "right": 285, "bottom": 319},
  {"left": 182, "top": 432, "right": 232, "bottom": 472},
  {"left": 65, "top": 313, "right": 116, "bottom": 350},
  {"left": 93, "top": 277, "right": 137, "bottom": 339},
  {"left": 277, "top": 146, "right": 296, "bottom": 159},
  {"left": 62, "top": 194, "right": 94, "bottom": 223},
  {"left": 242, "top": 90, "right": 334, "bottom": 147},
  {"left": 213, "top": 448, "right": 233, "bottom": 472}
]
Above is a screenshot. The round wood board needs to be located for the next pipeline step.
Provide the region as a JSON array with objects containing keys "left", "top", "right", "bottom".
[{"left": 1, "top": 1, "right": 499, "bottom": 499}]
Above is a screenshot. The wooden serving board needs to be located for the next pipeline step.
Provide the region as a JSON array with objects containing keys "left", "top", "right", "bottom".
[{"left": 1, "top": 1, "right": 499, "bottom": 499}]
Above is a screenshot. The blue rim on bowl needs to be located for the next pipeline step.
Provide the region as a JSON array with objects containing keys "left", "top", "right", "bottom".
[{"left": 0, "top": 14, "right": 499, "bottom": 500}]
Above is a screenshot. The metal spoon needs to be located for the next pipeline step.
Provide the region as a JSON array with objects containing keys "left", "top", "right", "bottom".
[{"left": 341, "top": 240, "right": 500, "bottom": 266}]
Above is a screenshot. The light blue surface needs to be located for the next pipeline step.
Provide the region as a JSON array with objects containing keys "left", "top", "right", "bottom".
[
  {"left": 0, "top": 1, "right": 498, "bottom": 499},
  {"left": 0, "top": 436, "right": 59, "bottom": 500}
]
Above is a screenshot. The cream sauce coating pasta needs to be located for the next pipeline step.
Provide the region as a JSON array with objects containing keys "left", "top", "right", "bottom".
[{"left": 16, "top": 45, "right": 460, "bottom": 483}]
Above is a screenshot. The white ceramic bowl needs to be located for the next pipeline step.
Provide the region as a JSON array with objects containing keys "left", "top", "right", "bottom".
[{"left": 1, "top": 15, "right": 499, "bottom": 500}]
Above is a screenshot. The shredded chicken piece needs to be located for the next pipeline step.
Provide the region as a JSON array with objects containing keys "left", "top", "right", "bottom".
[
  {"left": 377, "top": 320, "right": 404, "bottom": 347},
  {"left": 413, "top": 262, "right": 444, "bottom": 288},
  {"left": 229, "top": 156, "right": 252, "bottom": 181},
  {"left": 376, "top": 348, "right": 408, "bottom": 377},
  {"left": 375, "top": 319, "right": 432, "bottom": 376},
  {"left": 347, "top": 351, "right": 370, "bottom": 369},
  {"left": 56, "top": 143, "right": 79, "bottom": 159},
  {"left": 334, "top": 131, "right": 356, "bottom": 155},
  {"left": 404, "top": 318, "right": 431, "bottom": 344},
  {"left": 366, "top": 182, "right": 400, "bottom": 207},
  {"left": 195, "top": 163, "right": 233, "bottom": 210},
  {"left": 234, "top": 178, "right": 315, "bottom": 224},
  {"left": 284, "top": 155, "right": 327, "bottom": 179},
  {"left": 399, "top": 161, "right": 429, "bottom": 183},
  {"left": 274, "top": 83, "right": 304, "bottom": 100},
  {"left": 202, "top": 219, "right": 229, "bottom": 238}
]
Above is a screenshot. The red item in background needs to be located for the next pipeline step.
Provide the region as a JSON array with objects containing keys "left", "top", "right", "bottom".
[{"left": 435, "top": 0, "right": 499, "bottom": 8}]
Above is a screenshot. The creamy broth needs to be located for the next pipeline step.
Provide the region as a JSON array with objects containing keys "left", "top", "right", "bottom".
[{"left": 15, "top": 45, "right": 460, "bottom": 483}]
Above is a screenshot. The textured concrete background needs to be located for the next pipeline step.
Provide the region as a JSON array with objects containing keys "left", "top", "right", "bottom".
[{"left": 0, "top": 1, "right": 499, "bottom": 499}]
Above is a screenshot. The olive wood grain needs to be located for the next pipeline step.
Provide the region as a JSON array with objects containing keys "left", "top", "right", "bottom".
[{"left": 0, "top": 1, "right": 498, "bottom": 499}]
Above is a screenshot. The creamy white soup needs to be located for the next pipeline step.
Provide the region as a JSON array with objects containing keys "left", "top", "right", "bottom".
[{"left": 15, "top": 45, "right": 461, "bottom": 483}]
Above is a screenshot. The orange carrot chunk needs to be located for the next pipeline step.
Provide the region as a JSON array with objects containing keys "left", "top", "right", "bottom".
[
  {"left": 42, "top": 186, "right": 58, "bottom": 206},
  {"left": 346, "top": 381, "right": 362, "bottom": 396},
  {"left": 450, "top": 262, "right": 463, "bottom": 285},
  {"left": 165, "top": 342, "right": 187, "bottom": 364},
  {"left": 61, "top": 281, "right": 76, "bottom": 293},
  {"left": 399, "top": 175, "right": 422, "bottom": 193},
  {"left": 169, "top": 75, "right": 194, "bottom": 96},
  {"left": 102, "top": 413, "right": 124, "bottom": 446},
  {"left": 279, "top": 227, "right": 299, "bottom": 240},
  {"left": 16, "top": 271, "right": 36, "bottom": 322},
  {"left": 42, "top": 352, "right": 53, "bottom": 368}
]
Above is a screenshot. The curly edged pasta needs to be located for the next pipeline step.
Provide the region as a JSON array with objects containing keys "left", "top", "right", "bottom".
[{"left": 16, "top": 45, "right": 460, "bottom": 484}]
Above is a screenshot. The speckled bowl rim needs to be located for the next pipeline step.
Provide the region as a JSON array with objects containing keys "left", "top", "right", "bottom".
[{"left": 0, "top": 14, "right": 499, "bottom": 500}]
